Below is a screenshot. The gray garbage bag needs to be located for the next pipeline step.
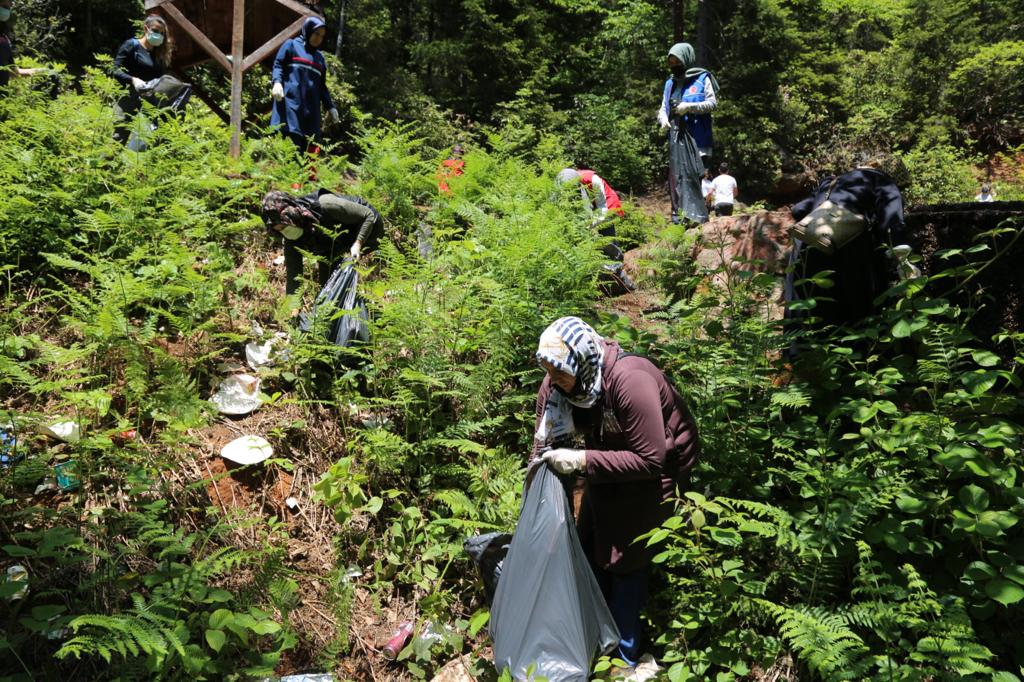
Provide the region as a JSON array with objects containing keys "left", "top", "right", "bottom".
[
  {"left": 299, "top": 263, "right": 369, "bottom": 347},
  {"left": 490, "top": 462, "right": 619, "bottom": 681},
  {"left": 669, "top": 124, "right": 708, "bottom": 223}
]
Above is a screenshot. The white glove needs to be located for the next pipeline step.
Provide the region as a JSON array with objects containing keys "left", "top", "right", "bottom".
[
  {"left": 674, "top": 102, "right": 692, "bottom": 115},
  {"left": 271, "top": 82, "right": 284, "bottom": 101},
  {"left": 660, "top": 121, "right": 670, "bottom": 131},
  {"left": 349, "top": 241, "right": 361, "bottom": 260},
  {"left": 328, "top": 107, "right": 340, "bottom": 123},
  {"left": 887, "top": 245, "right": 922, "bottom": 281},
  {"left": 131, "top": 77, "right": 146, "bottom": 91},
  {"left": 542, "top": 448, "right": 587, "bottom": 475}
]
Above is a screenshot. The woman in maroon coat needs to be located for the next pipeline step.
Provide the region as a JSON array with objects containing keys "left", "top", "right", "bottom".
[{"left": 531, "top": 316, "right": 700, "bottom": 672}]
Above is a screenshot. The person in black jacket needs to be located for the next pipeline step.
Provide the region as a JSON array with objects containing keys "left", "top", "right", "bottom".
[
  {"left": 111, "top": 15, "right": 172, "bottom": 143},
  {"left": 0, "top": 1, "right": 47, "bottom": 90},
  {"left": 261, "top": 189, "right": 383, "bottom": 296},
  {"left": 784, "top": 157, "right": 909, "bottom": 329}
]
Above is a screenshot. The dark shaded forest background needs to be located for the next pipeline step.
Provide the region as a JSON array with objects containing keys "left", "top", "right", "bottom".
[{"left": 17, "top": 0, "right": 1024, "bottom": 200}]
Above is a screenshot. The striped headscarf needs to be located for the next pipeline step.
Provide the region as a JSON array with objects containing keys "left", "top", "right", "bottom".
[
  {"left": 534, "top": 317, "right": 606, "bottom": 447},
  {"left": 261, "top": 190, "right": 320, "bottom": 230}
]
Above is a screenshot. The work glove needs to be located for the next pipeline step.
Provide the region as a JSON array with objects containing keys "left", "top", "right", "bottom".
[
  {"left": 349, "top": 241, "right": 361, "bottom": 260},
  {"left": 887, "top": 244, "right": 922, "bottom": 281},
  {"left": 328, "top": 107, "right": 340, "bottom": 123},
  {"left": 660, "top": 121, "right": 670, "bottom": 131},
  {"left": 542, "top": 448, "right": 587, "bottom": 475},
  {"left": 271, "top": 82, "right": 284, "bottom": 101},
  {"left": 673, "top": 101, "right": 693, "bottom": 115},
  {"left": 131, "top": 77, "right": 146, "bottom": 92}
]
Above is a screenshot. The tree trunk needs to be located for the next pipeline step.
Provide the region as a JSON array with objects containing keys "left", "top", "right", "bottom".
[
  {"left": 697, "top": 0, "right": 710, "bottom": 65},
  {"left": 334, "top": 0, "right": 346, "bottom": 58},
  {"left": 671, "top": 0, "right": 685, "bottom": 43}
]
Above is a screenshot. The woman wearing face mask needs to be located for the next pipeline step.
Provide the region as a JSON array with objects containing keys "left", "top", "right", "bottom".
[
  {"left": 531, "top": 316, "right": 701, "bottom": 679},
  {"left": 270, "top": 16, "right": 339, "bottom": 154},
  {"left": 261, "top": 188, "right": 383, "bottom": 296},
  {"left": 657, "top": 42, "right": 719, "bottom": 224},
  {"left": 111, "top": 15, "right": 173, "bottom": 143},
  {"left": 0, "top": 1, "right": 47, "bottom": 88}
]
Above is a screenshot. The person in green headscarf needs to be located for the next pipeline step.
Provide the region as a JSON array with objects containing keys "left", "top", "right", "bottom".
[{"left": 658, "top": 42, "right": 720, "bottom": 223}]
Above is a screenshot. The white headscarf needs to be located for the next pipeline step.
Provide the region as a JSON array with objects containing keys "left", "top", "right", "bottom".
[{"left": 534, "top": 317, "right": 605, "bottom": 447}]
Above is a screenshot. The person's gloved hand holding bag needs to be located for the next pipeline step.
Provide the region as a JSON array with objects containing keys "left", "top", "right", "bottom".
[{"left": 542, "top": 448, "right": 586, "bottom": 475}]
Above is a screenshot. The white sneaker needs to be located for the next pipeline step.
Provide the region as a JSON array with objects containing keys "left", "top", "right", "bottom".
[{"left": 625, "top": 654, "right": 662, "bottom": 682}]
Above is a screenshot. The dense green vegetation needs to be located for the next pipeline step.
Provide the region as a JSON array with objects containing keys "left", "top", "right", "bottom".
[{"left": 1, "top": 1, "right": 1023, "bottom": 681}]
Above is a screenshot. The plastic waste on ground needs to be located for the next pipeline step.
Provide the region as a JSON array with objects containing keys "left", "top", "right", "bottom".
[
  {"left": 463, "top": 531, "right": 512, "bottom": 604},
  {"left": 299, "top": 263, "right": 369, "bottom": 348},
  {"left": 0, "top": 426, "right": 20, "bottom": 467},
  {"left": 210, "top": 373, "right": 262, "bottom": 415},
  {"left": 38, "top": 420, "right": 80, "bottom": 443},
  {"left": 279, "top": 675, "right": 336, "bottom": 682},
  {"left": 490, "top": 462, "right": 620, "bottom": 681},
  {"left": 54, "top": 461, "right": 80, "bottom": 491},
  {"left": 4, "top": 564, "right": 29, "bottom": 601},
  {"left": 246, "top": 332, "right": 290, "bottom": 370},
  {"left": 429, "top": 654, "right": 476, "bottom": 682},
  {"left": 220, "top": 435, "right": 273, "bottom": 466},
  {"left": 382, "top": 621, "right": 414, "bottom": 660}
]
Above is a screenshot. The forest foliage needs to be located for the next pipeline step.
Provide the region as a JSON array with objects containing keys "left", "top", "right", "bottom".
[{"left": 0, "top": 1, "right": 1023, "bottom": 681}]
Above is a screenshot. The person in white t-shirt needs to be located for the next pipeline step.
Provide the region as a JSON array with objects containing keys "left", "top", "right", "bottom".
[
  {"left": 975, "top": 183, "right": 995, "bottom": 202},
  {"left": 711, "top": 163, "right": 738, "bottom": 216}
]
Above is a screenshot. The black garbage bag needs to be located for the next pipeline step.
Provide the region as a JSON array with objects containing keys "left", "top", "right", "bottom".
[
  {"left": 139, "top": 74, "right": 193, "bottom": 113},
  {"left": 299, "top": 263, "right": 369, "bottom": 347},
  {"left": 120, "top": 76, "right": 193, "bottom": 151},
  {"left": 464, "top": 532, "right": 512, "bottom": 605},
  {"left": 669, "top": 123, "right": 708, "bottom": 223},
  {"left": 490, "top": 462, "right": 619, "bottom": 681}
]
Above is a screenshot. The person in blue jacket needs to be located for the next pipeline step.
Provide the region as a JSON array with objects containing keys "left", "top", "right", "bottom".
[
  {"left": 270, "top": 16, "right": 339, "bottom": 153},
  {"left": 657, "top": 42, "right": 719, "bottom": 223}
]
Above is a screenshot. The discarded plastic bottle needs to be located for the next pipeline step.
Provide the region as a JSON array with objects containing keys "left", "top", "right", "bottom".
[{"left": 382, "top": 621, "right": 414, "bottom": 660}]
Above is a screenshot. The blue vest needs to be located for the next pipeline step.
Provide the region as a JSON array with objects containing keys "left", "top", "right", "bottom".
[{"left": 671, "top": 72, "right": 713, "bottom": 149}]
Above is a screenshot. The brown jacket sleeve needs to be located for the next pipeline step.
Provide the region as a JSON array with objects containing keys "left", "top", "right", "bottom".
[{"left": 584, "top": 369, "right": 669, "bottom": 484}]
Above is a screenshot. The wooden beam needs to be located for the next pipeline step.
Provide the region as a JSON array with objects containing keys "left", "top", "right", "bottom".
[
  {"left": 242, "top": 15, "right": 306, "bottom": 71},
  {"left": 180, "top": 73, "right": 231, "bottom": 125},
  {"left": 161, "top": 2, "right": 233, "bottom": 74},
  {"left": 229, "top": 0, "right": 246, "bottom": 157},
  {"left": 272, "top": 0, "right": 319, "bottom": 20}
]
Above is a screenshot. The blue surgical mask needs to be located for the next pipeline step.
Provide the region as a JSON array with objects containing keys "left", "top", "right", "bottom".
[
  {"left": 146, "top": 31, "right": 164, "bottom": 47},
  {"left": 0, "top": 8, "right": 12, "bottom": 22}
]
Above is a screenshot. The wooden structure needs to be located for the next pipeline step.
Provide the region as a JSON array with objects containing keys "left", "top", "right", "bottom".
[{"left": 144, "top": 0, "right": 321, "bottom": 157}]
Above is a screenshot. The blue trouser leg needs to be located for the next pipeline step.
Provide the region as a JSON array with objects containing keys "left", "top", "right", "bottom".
[{"left": 595, "top": 567, "right": 649, "bottom": 666}]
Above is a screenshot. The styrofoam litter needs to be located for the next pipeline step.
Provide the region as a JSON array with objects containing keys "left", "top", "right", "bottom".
[
  {"left": 210, "top": 374, "right": 262, "bottom": 415},
  {"left": 38, "top": 420, "right": 80, "bottom": 443},
  {"left": 4, "top": 564, "right": 28, "bottom": 601},
  {"left": 246, "top": 332, "right": 289, "bottom": 369},
  {"left": 220, "top": 435, "right": 273, "bottom": 465}
]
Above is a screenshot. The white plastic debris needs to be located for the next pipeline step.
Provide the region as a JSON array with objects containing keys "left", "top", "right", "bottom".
[
  {"left": 245, "top": 341, "right": 274, "bottom": 369},
  {"left": 285, "top": 496, "right": 299, "bottom": 510},
  {"left": 210, "top": 374, "right": 262, "bottom": 415},
  {"left": 38, "top": 420, "right": 80, "bottom": 443},
  {"left": 220, "top": 435, "right": 273, "bottom": 465},
  {"left": 5, "top": 564, "right": 28, "bottom": 601},
  {"left": 272, "top": 255, "right": 286, "bottom": 266},
  {"left": 279, "top": 675, "right": 336, "bottom": 682}
]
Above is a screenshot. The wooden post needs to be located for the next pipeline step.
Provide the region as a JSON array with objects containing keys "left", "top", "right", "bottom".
[{"left": 229, "top": 0, "right": 245, "bottom": 158}]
